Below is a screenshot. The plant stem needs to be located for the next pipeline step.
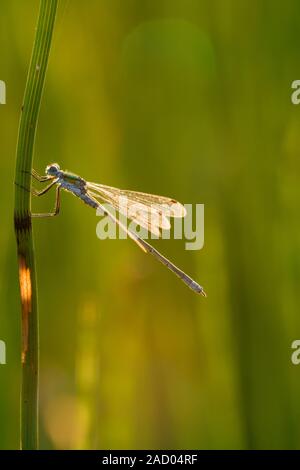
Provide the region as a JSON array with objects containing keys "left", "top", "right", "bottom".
[{"left": 14, "top": 0, "right": 58, "bottom": 450}]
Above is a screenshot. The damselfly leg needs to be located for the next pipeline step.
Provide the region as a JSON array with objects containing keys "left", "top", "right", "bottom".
[
  {"left": 31, "top": 168, "right": 52, "bottom": 183},
  {"left": 31, "top": 186, "right": 61, "bottom": 218},
  {"left": 25, "top": 169, "right": 61, "bottom": 218},
  {"left": 21, "top": 168, "right": 52, "bottom": 182}
]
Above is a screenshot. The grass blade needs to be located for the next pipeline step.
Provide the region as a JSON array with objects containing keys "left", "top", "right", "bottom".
[{"left": 14, "top": 0, "right": 58, "bottom": 450}]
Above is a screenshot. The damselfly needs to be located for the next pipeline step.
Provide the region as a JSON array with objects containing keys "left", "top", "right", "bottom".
[{"left": 29, "top": 163, "right": 206, "bottom": 296}]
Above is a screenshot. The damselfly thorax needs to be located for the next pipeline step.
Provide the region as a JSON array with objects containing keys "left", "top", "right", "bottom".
[{"left": 29, "top": 163, "right": 206, "bottom": 296}]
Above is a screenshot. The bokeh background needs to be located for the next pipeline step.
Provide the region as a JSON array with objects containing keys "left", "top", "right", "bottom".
[{"left": 1, "top": 0, "right": 300, "bottom": 449}]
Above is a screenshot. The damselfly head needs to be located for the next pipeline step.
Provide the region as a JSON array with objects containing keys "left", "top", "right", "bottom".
[{"left": 46, "top": 163, "right": 60, "bottom": 177}]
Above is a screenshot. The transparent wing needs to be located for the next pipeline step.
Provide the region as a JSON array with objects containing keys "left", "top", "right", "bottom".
[
  {"left": 88, "top": 195, "right": 206, "bottom": 296},
  {"left": 86, "top": 182, "right": 186, "bottom": 237},
  {"left": 87, "top": 183, "right": 186, "bottom": 217}
]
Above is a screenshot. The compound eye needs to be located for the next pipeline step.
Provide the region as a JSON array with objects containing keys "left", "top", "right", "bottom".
[{"left": 46, "top": 163, "right": 60, "bottom": 175}]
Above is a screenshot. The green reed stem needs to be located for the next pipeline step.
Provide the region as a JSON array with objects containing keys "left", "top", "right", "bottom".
[{"left": 14, "top": 0, "right": 58, "bottom": 450}]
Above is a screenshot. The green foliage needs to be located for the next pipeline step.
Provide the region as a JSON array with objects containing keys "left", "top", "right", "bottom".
[{"left": 0, "top": 0, "right": 299, "bottom": 450}]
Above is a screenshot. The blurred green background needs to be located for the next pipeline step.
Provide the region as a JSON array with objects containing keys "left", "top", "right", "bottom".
[{"left": 1, "top": 0, "right": 300, "bottom": 450}]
